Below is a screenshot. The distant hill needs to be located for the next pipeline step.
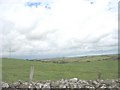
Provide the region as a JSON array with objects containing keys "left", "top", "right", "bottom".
[{"left": 28, "top": 54, "right": 119, "bottom": 63}]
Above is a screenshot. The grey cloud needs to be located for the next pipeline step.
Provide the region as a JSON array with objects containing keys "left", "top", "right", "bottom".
[
  {"left": 15, "top": 19, "right": 39, "bottom": 35},
  {"left": 0, "top": 19, "right": 15, "bottom": 34},
  {"left": 61, "top": 31, "right": 118, "bottom": 53},
  {"left": 1, "top": 31, "right": 24, "bottom": 52},
  {"left": 26, "top": 29, "right": 58, "bottom": 41},
  {"left": 107, "top": 0, "right": 118, "bottom": 12}
]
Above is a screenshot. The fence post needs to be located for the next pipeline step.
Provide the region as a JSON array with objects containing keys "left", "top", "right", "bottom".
[
  {"left": 97, "top": 72, "right": 102, "bottom": 80},
  {"left": 29, "top": 66, "right": 34, "bottom": 83}
]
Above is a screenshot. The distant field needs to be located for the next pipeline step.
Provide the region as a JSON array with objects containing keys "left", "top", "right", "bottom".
[{"left": 2, "top": 54, "right": 119, "bottom": 83}]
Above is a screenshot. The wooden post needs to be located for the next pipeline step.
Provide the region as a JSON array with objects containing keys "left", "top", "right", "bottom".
[
  {"left": 29, "top": 66, "right": 34, "bottom": 83},
  {"left": 97, "top": 72, "right": 102, "bottom": 80}
]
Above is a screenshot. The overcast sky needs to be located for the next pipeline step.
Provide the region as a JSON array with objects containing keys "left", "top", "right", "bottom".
[{"left": 0, "top": 0, "right": 118, "bottom": 59}]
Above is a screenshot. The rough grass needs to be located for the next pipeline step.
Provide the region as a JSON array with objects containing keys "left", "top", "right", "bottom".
[{"left": 2, "top": 54, "right": 119, "bottom": 83}]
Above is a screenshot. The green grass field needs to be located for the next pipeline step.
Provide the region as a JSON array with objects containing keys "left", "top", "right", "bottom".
[{"left": 2, "top": 54, "right": 119, "bottom": 83}]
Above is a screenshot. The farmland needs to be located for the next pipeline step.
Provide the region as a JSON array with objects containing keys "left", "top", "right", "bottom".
[{"left": 2, "top": 54, "right": 119, "bottom": 83}]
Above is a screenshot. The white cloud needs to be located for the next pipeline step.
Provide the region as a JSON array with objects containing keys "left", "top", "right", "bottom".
[{"left": 0, "top": 0, "right": 118, "bottom": 59}]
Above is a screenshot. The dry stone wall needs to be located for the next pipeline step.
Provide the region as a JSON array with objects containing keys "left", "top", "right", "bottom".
[{"left": 2, "top": 78, "right": 120, "bottom": 90}]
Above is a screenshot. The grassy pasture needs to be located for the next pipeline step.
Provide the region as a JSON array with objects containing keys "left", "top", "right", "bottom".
[{"left": 2, "top": 54, "right": 119, "bottom": 83}]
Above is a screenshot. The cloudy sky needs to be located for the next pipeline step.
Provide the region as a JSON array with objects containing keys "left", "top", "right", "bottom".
[{"left": 0, "top": 0, "right": 118, "bottom": 59}]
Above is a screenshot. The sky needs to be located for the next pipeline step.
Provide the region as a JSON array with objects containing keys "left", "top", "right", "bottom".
[{"left": 0, "top": 0, "right": 119, "bottom": 59}]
